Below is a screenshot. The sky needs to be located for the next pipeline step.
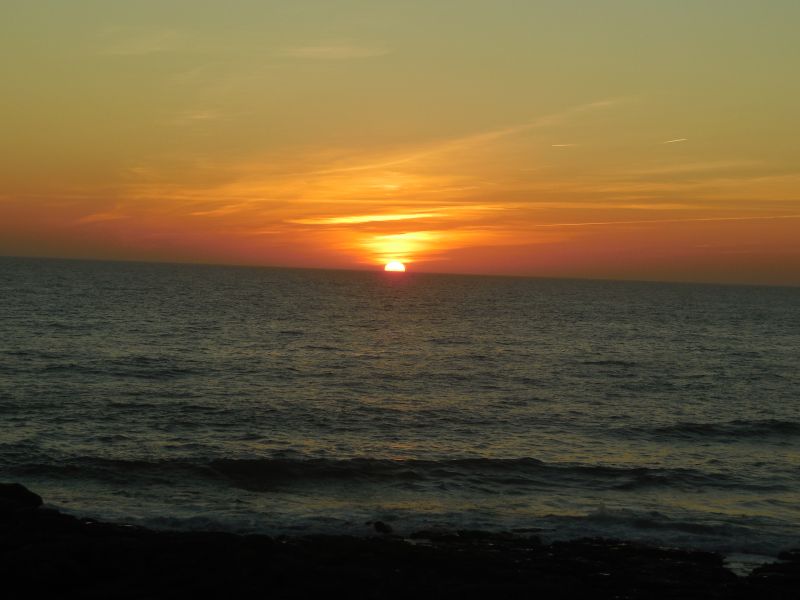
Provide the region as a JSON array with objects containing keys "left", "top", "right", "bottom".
[{"left": 2, "top": 0, "right": 799, "bottom": 285}]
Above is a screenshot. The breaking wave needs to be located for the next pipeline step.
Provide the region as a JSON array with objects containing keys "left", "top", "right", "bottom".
[{"left": 5, "top": 455, "right": 786, "bottom": 493}]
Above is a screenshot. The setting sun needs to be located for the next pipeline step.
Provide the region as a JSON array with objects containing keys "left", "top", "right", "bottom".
[
  {"left": 3, "top": 4, "right": 800, "bottom": 596},
  {"left": 384, "top": 261, "right": 406, "bottom": 272}
]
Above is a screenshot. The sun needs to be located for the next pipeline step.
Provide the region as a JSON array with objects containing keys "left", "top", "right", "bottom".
[{"left": 384, "top": 261, "right": 406, "bottom": 272}]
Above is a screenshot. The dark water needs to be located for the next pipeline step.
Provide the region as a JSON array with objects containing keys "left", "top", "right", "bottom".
[{"left": 1, "top": 257, "right": 798, "bottom": 556}]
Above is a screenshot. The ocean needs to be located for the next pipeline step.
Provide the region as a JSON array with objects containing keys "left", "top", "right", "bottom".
[{"left": 1, "top": 257, "right": 798, "bottom": 558}]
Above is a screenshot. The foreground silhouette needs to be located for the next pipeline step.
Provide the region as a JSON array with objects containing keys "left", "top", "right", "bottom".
[{"left": 1, "top": 483, "right": 797, "bottom": 599}]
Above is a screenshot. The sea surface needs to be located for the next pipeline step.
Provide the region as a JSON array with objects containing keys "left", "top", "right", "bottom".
[{"left": 1, "top": 257, "right": 798, "bottom": 558}]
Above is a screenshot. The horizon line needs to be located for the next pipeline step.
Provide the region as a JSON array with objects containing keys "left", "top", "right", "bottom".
[{"left": 1, "top": 253, "right": 797, "bottom": 290}]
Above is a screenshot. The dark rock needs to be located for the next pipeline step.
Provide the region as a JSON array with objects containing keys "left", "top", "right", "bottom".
[
  {"left": 747, "top": 550, "right": 800, "bottom": 595},
  {"left": 2, "top": 483, "right": 799, "bottom": 599},
  {"left": 0, "top": 482, "right": 43, "bottom": 515},
  {"left": 373, "top": 521, "right": 393, "bottom": 535},
  {"left": 408, "top": 529, "right": 460, "bottom": 542},
  {"left": 777, "top": 549, "right": 800, "bottom": 562}
]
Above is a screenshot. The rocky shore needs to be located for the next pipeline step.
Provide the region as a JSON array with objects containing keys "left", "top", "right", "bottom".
[{"left": 1, "top": 483, "right": 797, "bottom": 598}]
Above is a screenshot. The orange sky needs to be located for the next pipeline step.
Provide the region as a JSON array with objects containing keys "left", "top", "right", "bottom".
[{"left": 2, "top": 1, "right": 799, "bottom": 285}]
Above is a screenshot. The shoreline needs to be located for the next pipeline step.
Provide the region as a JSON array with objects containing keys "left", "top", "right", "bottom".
[{"left": 2, "top": 483, "right": 798, "bottom": 598}]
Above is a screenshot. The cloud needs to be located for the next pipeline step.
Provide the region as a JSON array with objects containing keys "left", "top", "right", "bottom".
[
  {"left": 522, "top": 201, "right": 699, "bottom": 211},
  {"left": 533, "top": 214, "right": 800, "bottom": 228},
  {"left": 75, "top": 212, "right": 128, "bottom": 224},
  {"left": 662, "top": 138, "right": 688, "bottom": 144},
  {"left": 289, "top": 212, "right": 443, "bottom": 225},
  {"left": 191, "top": 203, "right": 250, "bottom": 217},
  {"left": 173, "top": 110, "right": 222, "bottom": 126},
  {"left": 312, "top": 98, "right": 628, "bottom": 175},
  {"left": 289, "top": 205, "right": 506, "bottom": 226},
  {"left": 101, "top": 29, "right": 187, "bottom": 56},
  {"left": 182, "top": 110, "right": 218, "bottom": 121},
  {"left": 625, "top": 160, "right": 760, "bottom": 176},
  {"left": 278, "top": 44, "right": 387, "bottom": 60}
]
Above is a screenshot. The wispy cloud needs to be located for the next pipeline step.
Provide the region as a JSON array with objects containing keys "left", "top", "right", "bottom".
[
  {"left": 290, "top": 212, "right": 443, "bottom": 225},
  {"left": 173, "top": 109, "right": 222, "bottom": 126},
  {"left": 312, "top": 98, "right": 628, "bottom": 175},
  {"left": 75, "top": 212, "right": 128, "bottom": 224},
  {"left": 533, "top": 214, "right": 800, "bottom": 228},
  {"left": 624, "top": 160, "right": 760, "bottom": 176},
  {"left": 190, "top": 203, "right": 252, "bottom": 217},
  {"left": 662, "top": 138, "right": 688, "bottom": 144},
  {"left": 523, "top": 201, "right": 700, "bottom": 211},
  {"left": 101, "top": 28, "right": 187, "bottom": 56},
  {"left": 278, "top": 44, "right": 387, "bottom": 60},
  {"left": 289, "top": 204, "right": 505, "bottom": 226}
]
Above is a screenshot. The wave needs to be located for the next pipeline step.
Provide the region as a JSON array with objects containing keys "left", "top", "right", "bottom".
[
  {"left": 580, "top": 359, "right": 639, "bottom": 368},
  {"left": 4, "top": 455, "right": 785, "bottom": 493},
  {"left": 636, "top": 419, "right": 800, "bottom": 440},
  {"left": 35, "top": 357, "right": 203, "bottom": 380},
  {"left": 539, "top": 509, "right": 797, "bottom": 556}
]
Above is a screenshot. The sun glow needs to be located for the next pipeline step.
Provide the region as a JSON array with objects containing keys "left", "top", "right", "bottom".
[
  {"left": 362, "top": 231, "right": 436, "bottom": 266},
  {"left": 384, "top": 261, "right": 406, "bottom": 272}
]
